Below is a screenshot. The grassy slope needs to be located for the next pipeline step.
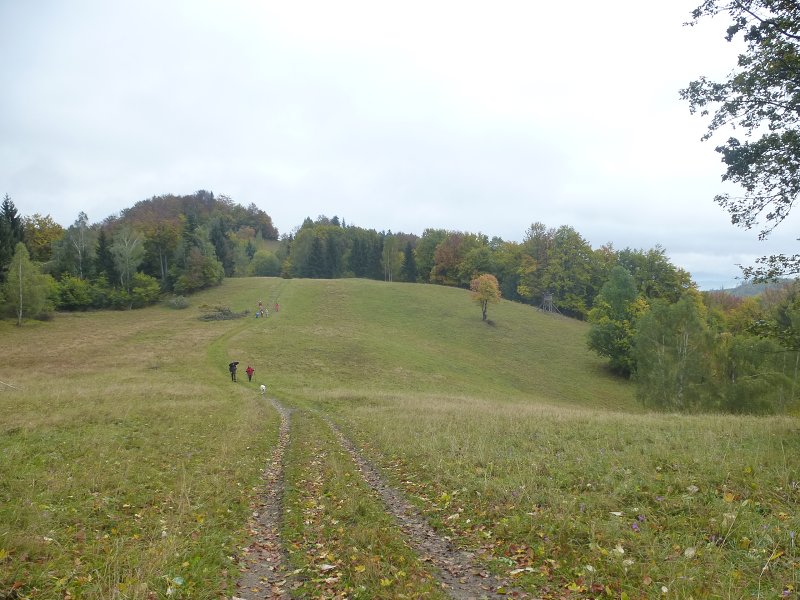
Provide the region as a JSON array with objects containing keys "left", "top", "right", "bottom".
[
  {"left": 0, "top": 286, "right": 283, "bottom": 599},
  {"left": 248, "top": 277, "right": 635, "bottom": 409},
  {"left": 1, "top": 277, "right": 797, "bottom": 599}
]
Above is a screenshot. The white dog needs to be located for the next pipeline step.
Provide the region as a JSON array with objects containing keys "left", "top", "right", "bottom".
[{"left": 260, "top": 384, "right": 266, "bottom": 395}]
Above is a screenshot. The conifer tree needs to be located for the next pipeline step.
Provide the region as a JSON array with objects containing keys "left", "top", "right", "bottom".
[{"left": 0, "top": 194, "right": 24, "bottom": 282}]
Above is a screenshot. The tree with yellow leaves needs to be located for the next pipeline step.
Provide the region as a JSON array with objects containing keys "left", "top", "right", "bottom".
[{"left": 470, "top": 273, "right": 501, "bottom": 322}]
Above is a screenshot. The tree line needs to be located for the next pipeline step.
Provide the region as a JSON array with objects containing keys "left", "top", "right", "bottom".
[
  {"left": 1, "top": 192, "right": 798, "bottom": 414},
  {"left": 0, "top": 190, "right": 279, "bottom": 316},
  {"left": 0, "top": 192, "right": 695, "bottom": 325},
  {"left": 275, "top": 216, "right": 694, "bottom": 318},
  {"left": 588, "top": 265, "right": 800, "bottom": 414}
]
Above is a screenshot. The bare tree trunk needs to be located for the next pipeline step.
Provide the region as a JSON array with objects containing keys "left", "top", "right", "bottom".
[
  {"left": 16, "top": 257, "right": 22, "bottom": 326},
  {"left": 159, "top": 246, "right": 167, "bottom": 282}
]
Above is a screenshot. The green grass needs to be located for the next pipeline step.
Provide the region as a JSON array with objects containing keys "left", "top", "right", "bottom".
[
  {"left": 245, "top": 278, "right": 634, "bottom": 408},
  {"left": 0, "top": 293, "right": 281, "bottom": 599},
  {"left": 281, "top": 409, "right": 446, "bottom": 599},
  {"left": 324, "top": 396, "right": 799, "bottom": 597},
  {"left": 1, "top": 277, "right": 798, "bottom": 598}
]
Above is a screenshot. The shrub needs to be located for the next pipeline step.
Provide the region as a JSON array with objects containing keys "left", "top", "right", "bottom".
[
  {"left": 250, "top": 250, "right": 281, "bottom": 276},
  {"left": 89, "top": 276, "right": 113, "bottom": 309},
  {"left": 130, "top": 273, "right": 161, "bottom": 308},
  {"left": 56, "top": 275, "right": 92, "bottom": 311},
  {"left": 166, "top": 295, "right": 190, "bottom": 310}
]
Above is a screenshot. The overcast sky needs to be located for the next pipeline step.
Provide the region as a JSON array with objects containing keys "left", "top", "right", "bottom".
[{"left": 2, "top": 1, "right": 798, "bottom": 289}]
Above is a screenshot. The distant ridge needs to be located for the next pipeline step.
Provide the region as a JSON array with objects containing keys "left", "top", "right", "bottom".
[{"left": 714, "top": 278, "right": 795, "bottom": 298}]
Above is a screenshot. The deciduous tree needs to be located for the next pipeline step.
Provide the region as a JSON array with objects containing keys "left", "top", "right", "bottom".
[
  {"left": 3, "top": 242, "right": 55, "bottom": 325},
  {"left": 23, "top": 213, "right": 64, "bottom": 263},
  {"left": 415, "top": 229, "right": 447, "bottom": 283},
  {"left": 250, "top": 250, "right": 281, "bottom": 276},
  {"left": 587, "top": 266, "right": 645, "bottom": 376},
  {"left": 111, "top": 226, "right": 144, "bottom": 291},
  {"left": 633, "top": 295, "right": 712, "bottom": 411},
  {"left": 616, "top": 246, "right": 693, "bottom": 302},
  {"left": 682, "top": 1, "right": 800, "bottom": 278},
  {"left": 470, "top": 273, "right": 501, "bottom": 321},
  {"left": 54, "top": 212, "right": 94, "bottom": 280}
]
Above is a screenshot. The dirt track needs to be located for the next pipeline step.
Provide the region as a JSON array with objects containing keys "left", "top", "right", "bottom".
[{"left": 234, "top": 399, "right": 529, "bottom": 599}]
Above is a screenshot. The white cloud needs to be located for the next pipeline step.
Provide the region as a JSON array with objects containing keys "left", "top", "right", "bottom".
[{"left": 0, "top": 0, "right": 790, "bottom": 289}]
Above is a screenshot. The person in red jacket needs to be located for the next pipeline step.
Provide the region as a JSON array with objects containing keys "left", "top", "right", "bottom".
[{"left": 245, "top": 365, "right": 255, "bottom": 382}]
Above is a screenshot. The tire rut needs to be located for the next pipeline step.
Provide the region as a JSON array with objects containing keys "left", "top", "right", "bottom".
[
  {"left": 322, "top": 414, "right": 531, "bottom": 600},
  {"left": 233, "top": 398, "right": 293, "bottom": 599}
]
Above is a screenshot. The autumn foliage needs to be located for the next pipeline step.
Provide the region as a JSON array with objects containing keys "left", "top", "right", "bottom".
[{"left": 470, "top": 273, "right": 501, "bottom": 321}]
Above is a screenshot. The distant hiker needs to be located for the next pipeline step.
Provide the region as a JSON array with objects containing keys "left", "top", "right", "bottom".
[
  {"left": 229, "top": 361, "right": 238, "bottom": 382},
  {"left": 245, "top": 365, "right": 254, "bottom": 382},
  {"left": 274, "top": 302, "right": 279, "bottom": 313}
]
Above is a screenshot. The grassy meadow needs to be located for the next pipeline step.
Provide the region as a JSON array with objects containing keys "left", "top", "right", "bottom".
[{"left": 1, "top": 277, "right": 798, "bottom": 598}]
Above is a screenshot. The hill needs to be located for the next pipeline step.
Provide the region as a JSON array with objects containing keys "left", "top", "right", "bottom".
[
  {"left": 1, "top": 278, "right": 796, "bottom": 599},
  {"left": 229, "top": 277, "right": 636, "bottom": 411},
  {"left": 717, "top": 278, "right": 794, "bottom": 297}
]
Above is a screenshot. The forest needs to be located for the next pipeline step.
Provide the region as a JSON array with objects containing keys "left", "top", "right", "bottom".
[{"left": 1, "top": 189, "right": 799, "bottom": 415}]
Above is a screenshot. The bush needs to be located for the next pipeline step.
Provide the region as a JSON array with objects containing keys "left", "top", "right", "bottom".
[
  {"left": 89, "top": 277, "right": 113, "bottom": 309},
  {"left": 109, "top": 289, "right": 132, "bottom": 310},
  {"left": 250, "top": 250, "right": 281, "bottom": 276},
  {"left": 166, "top": 296, "right": 190, "bottom": 310},
  {"left": 130, "top": 273, "right": 161, "bottom": 308},
  {"left": 57, "top": 275, "right": 92, "bottom": 310}
]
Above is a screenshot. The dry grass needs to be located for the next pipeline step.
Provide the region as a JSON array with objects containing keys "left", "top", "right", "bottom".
[{"left": 2, "top": 277, "right": 797, "bottom": 598}]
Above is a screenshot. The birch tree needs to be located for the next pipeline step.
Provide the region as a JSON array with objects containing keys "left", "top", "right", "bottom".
[
  {"left": 3, "top": 243, "right": 54, "bottom": 325},
  {"left": 633, "top": 295, "right": 712, "bottom": 411},
  {"left": 111, "top": 226, "right": 144, "bottom": 291}
]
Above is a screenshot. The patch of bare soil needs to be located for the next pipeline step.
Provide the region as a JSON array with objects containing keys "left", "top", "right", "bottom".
[
  {"left": 233, "top": 399, "right": 293, "bottom": 600},
  {"left": 324, "top": 417, "right": 533, "bottom": 600}
]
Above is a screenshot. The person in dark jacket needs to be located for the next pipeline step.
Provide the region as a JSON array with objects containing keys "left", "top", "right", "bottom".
[{"left": 229, "top": 362, "right": 238, "bottom": 382}]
